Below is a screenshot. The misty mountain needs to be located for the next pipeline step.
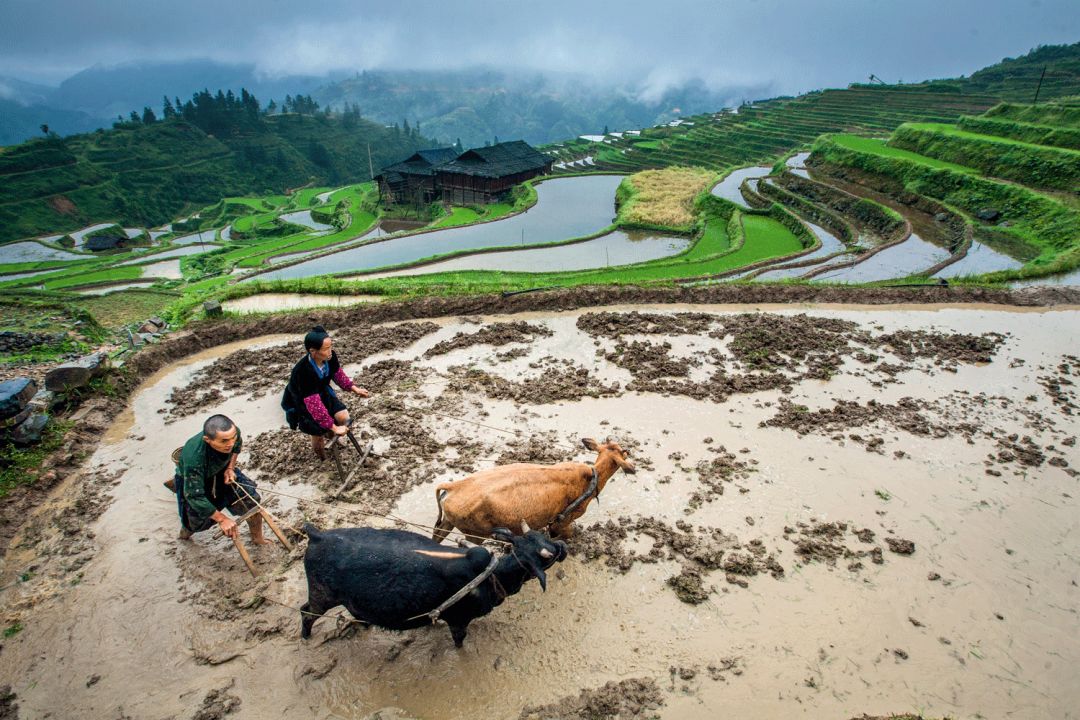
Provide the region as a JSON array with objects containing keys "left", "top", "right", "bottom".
[
  {"left": 1, "top": 60, "right": 774, "bottom": 148},
  {"left": 314, "top": 68, "right": 775, "bottom": 147}
]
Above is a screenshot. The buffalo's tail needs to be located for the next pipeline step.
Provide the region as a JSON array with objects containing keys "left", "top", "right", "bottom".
[{"left": 303, "top": 522, "right": 322, "bottom": 541}]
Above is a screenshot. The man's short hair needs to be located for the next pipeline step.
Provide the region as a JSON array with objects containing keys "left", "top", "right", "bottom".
[{"left": 203, "top": 414, "right": 236, "bottom": 439}]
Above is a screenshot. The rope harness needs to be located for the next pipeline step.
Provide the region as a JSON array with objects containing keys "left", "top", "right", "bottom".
[{"left": 554, "top": 466, "right": 599, "bottom": 525}]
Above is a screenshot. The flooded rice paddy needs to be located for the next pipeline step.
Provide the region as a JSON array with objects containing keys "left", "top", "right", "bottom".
[
  {"left": 172, "top": 230, "right": 219, "bottom": 246},
  {"left": 2, "top": 303, "right": 1077, "bottom": 719},
  {"left": 934, "top": 241, "right": 1024, "bottom": 278},
  {"left": 814, "top": 233, "right": 952, "bottom": 283},
  {"left": 221, "top": 293, "right": 383, "bottom": 314},
  {"left": 115, "top": 245, "right": 212, "bottom": 265},
  {"left": 710, "top": 166, "right": 769, "bottom": 207},
  {"left": 753, "top": 220, "right": 848, "bottom": 280},
  {"left": 0, "top": 241, "right": 82, "bottom": 263},
  {"left": 280, "top": 210, "right": 334, "bottom": 233},
  {"left": 71, "top": 280, "right": 157, "bottom": 295},
  {"left": 251, "top": 175, "right": 624, "bottom": 281},
  {"left": 355, "top": 230, "right": 691, "bottom": 280}
]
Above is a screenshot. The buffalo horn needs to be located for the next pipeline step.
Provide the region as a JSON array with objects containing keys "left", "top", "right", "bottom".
[{"left": 520, "top": 519, "right": 531, "bottom": 534}]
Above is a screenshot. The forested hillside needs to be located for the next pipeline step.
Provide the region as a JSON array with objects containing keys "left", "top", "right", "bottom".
[{"left": 0, "top": 90, "right": 434, "bottom": 242}]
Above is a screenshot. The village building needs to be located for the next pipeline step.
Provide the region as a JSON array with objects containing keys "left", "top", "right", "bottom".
[
  {"left": 377, "top": 141, "right": 552, "bottom": 206},
  {"left": 376, "top": 147, "right": 460, "bottom": 205}
]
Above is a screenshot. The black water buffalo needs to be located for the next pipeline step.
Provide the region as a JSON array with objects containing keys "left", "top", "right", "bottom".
[{"left": 301, "top": 523, "right": 568, "bottom": 646}]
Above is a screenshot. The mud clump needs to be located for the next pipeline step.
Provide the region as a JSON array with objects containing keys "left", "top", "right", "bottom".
[
  {"left": 519, "top": 678, "right": 664, "bottom": 720},
  {"left": 495, "top": 432, "right": 577, "bottom": 466},
  {"left": 885, "top": 538, "right": 916, "bottom": 555},
  {"left": 163, "top": 321, "right": 439, "bottom": 420},
  {"left": 192, "top": 679, "right": 241, "bottom": 720},
  {"left": 577, "top": 311, "right": 716, "bottom": 338},
  {"left": 715, "top": 313, "right": 865, "bottom": 377},
  {"left": 688, "top": 448, "right": 756, "bottom": 510},
  {"left": 605, "top": 340, "right": 695, "bottom": 381},
  {"left": 761, "top": 397, "right": 941, "bottom": 438},
  {"left": 1038, "top": 356, "right": 1078, "bottom": 415},
  {"left": 447, "top": 362, "right": 619, "bottom": 405},
  {"left": 423, "top": 321, "right": 552, "bottom": 357},
  {"left": 0, "top": 685, "right": 17, "bottom": 720},
  {"left": 569, "top": 516, "right": 782, "bottom": 602},
  {"left": 667, "top": 566, "right": 710, "bottom": 604},
  {"left": 875, "top": 329, "right": 1005, "bottom": 366},
  {"left": 785, "top": 520, "right": 890, "bottom": 571}
]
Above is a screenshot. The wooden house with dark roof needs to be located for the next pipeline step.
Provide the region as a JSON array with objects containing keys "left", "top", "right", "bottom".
[
  {"left": 376, "top": 147, "right": 460, "bottom": 205},
  {"left": 434, "top": 141, "right": 552, "bottom": 205},
  {"left": 377, "top": 141, "right": 551, "bottom": 207}
]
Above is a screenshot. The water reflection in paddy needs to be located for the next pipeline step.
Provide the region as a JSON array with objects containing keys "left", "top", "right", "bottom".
[
  {"left": 172, "top": 230, "right": 218, "bottom": 246},
  {"left": 934, "top": 241, "right": 1023, "bottom": 278},
  {"left": 279, "top": 210, "right": 333, "bottom": 233},
  {"left": 711, "top": 166, "right": 769, "bottom": 207},
  {"left": 0, "top": 241, "right": 82, "bottom": 263},
  {"left": 355, "top": 230, "right": 691, "bottom": 280},
  {"left": 251, "top": 175, "right": 623, "bottom": 281},
  {"left": 116, "top": 245, "right": 213, "bottom": 265},
  {"left": 814, "top": 233, "right": 951, "bottom": 283}
]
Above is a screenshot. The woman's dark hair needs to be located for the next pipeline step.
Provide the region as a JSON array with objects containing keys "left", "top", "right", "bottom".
[{"left": 304, "top": 325, "right": 330, "bottom": 352}]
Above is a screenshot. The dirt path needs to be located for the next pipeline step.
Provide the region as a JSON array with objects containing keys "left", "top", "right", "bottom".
[{"left": 1, "top": 302, "right": 1078, "bottom": 719}]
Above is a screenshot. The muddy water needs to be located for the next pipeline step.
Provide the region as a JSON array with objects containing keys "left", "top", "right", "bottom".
[
  {"left": 252, "top": 175, "right": 624, "bottom": 280},
  {"left": 710, "top": 166, "right": 770, "bottom": 207},
  {"left": 814, "top": 233, "right": 951, "bottom": 283},
  {"left": 354, "top": 230, "right": 691, "bottom": 280},
  {"left": 221, "top": 293, "right": 383, "bottom": 314},
  {"left": 934, "top": 240, "right": 1024, "bottom": 278},
  {"left": 2, "top": 305, "right": 1078, "bottom": 719}
]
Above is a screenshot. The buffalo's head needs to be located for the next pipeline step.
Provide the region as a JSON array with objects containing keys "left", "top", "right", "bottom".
[{"left": 492, "top": 522, "right": 568, "bottom": 591}]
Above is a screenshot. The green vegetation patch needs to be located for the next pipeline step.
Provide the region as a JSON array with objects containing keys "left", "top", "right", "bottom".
[
  {"left": 958, "top": 115, "right": 1080, "bottom": 151},
  {"left": 889, "top": 123, "right": 1080, "bottom": 192}
]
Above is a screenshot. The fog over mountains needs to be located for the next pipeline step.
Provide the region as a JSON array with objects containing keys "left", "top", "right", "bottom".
[{"left": 0, "top": 61, "right": 772, "bottom": 147}]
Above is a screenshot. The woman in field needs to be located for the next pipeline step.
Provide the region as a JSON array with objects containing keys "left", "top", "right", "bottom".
[{"left": 281, "top": 325, "right": 370, "bottom": 459}]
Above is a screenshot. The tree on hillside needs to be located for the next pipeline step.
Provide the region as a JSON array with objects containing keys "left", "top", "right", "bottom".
[
  {"left": 162, "top": 96, "right": 176, "bottom": 119},
  {"left": 40, "top": 124, "right": 49, "bottom": 136},
  {"left": 267, "top": 99, "right": 277, "bottom": 114},
  {"left": 142, "top": 106, "right": 157, "bottom": 124}
]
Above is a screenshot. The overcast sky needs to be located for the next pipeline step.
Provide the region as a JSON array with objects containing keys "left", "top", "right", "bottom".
[{"left": 2, "top": 0, "right": 1077, "bottom": 96}]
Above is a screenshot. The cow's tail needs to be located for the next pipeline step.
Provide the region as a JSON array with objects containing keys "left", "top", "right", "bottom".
[{"left": 303, "top": 523, "right": 322, "bottom": 541}]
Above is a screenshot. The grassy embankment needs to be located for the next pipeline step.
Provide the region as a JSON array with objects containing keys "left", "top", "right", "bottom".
[{"left": 812, "top": 129, "right": 1080, "bottom": 281}]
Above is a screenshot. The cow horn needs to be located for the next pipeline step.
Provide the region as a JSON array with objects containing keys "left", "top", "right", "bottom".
[{"left": 520, "top": 519, "right": 531, "bottom": 534}]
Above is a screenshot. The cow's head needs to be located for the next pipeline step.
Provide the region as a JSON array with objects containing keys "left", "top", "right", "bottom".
[
  {"left": 581, "top": 436, "right": 637, "bottom": 475},
  {"left": 492, "top": 521, "right": 568, "bottom": 591}
]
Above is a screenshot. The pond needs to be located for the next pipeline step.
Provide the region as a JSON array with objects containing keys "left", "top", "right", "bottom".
[
  {"left": 279, "top": 210, "right": 333, "bottom": 233},
  {"left": 355, "top": 230, "right": 691, "bottom": 280},
  {"left": 250, "top": 175, "right": 625, "bottom": 281},
  {"left": 221, "top": 293, "right": 383, "bottom": 314},
  {"left": 934, "top": 241, "right": 1023, "bottom": 278},
  {"left": 0, "top": 241, "right": 82, "bottom": 263},
  {"left": 812, "top": 233, "right": 952, "bottom": 283},
  {"left": 711, "top": 166, "right": 769, "bottom": 207}
]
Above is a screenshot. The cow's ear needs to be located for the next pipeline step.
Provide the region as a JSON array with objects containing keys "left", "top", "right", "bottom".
[{"left": 581, "top": 437, "right": 599, "bottom": 451}]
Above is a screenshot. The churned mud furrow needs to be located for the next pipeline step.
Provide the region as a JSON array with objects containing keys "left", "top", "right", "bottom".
[{"left": 0, "top": 299, "right": 1078, "bottom": 719}]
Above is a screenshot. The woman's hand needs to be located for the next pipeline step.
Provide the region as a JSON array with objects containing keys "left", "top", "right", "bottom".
[{"left": 352, "top": 386, "right": 371, "bottom": 398}]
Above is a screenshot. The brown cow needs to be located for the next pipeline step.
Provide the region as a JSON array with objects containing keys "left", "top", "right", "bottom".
[{"left": 432, "top": 437, "right": 636, "bottom": 543}]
